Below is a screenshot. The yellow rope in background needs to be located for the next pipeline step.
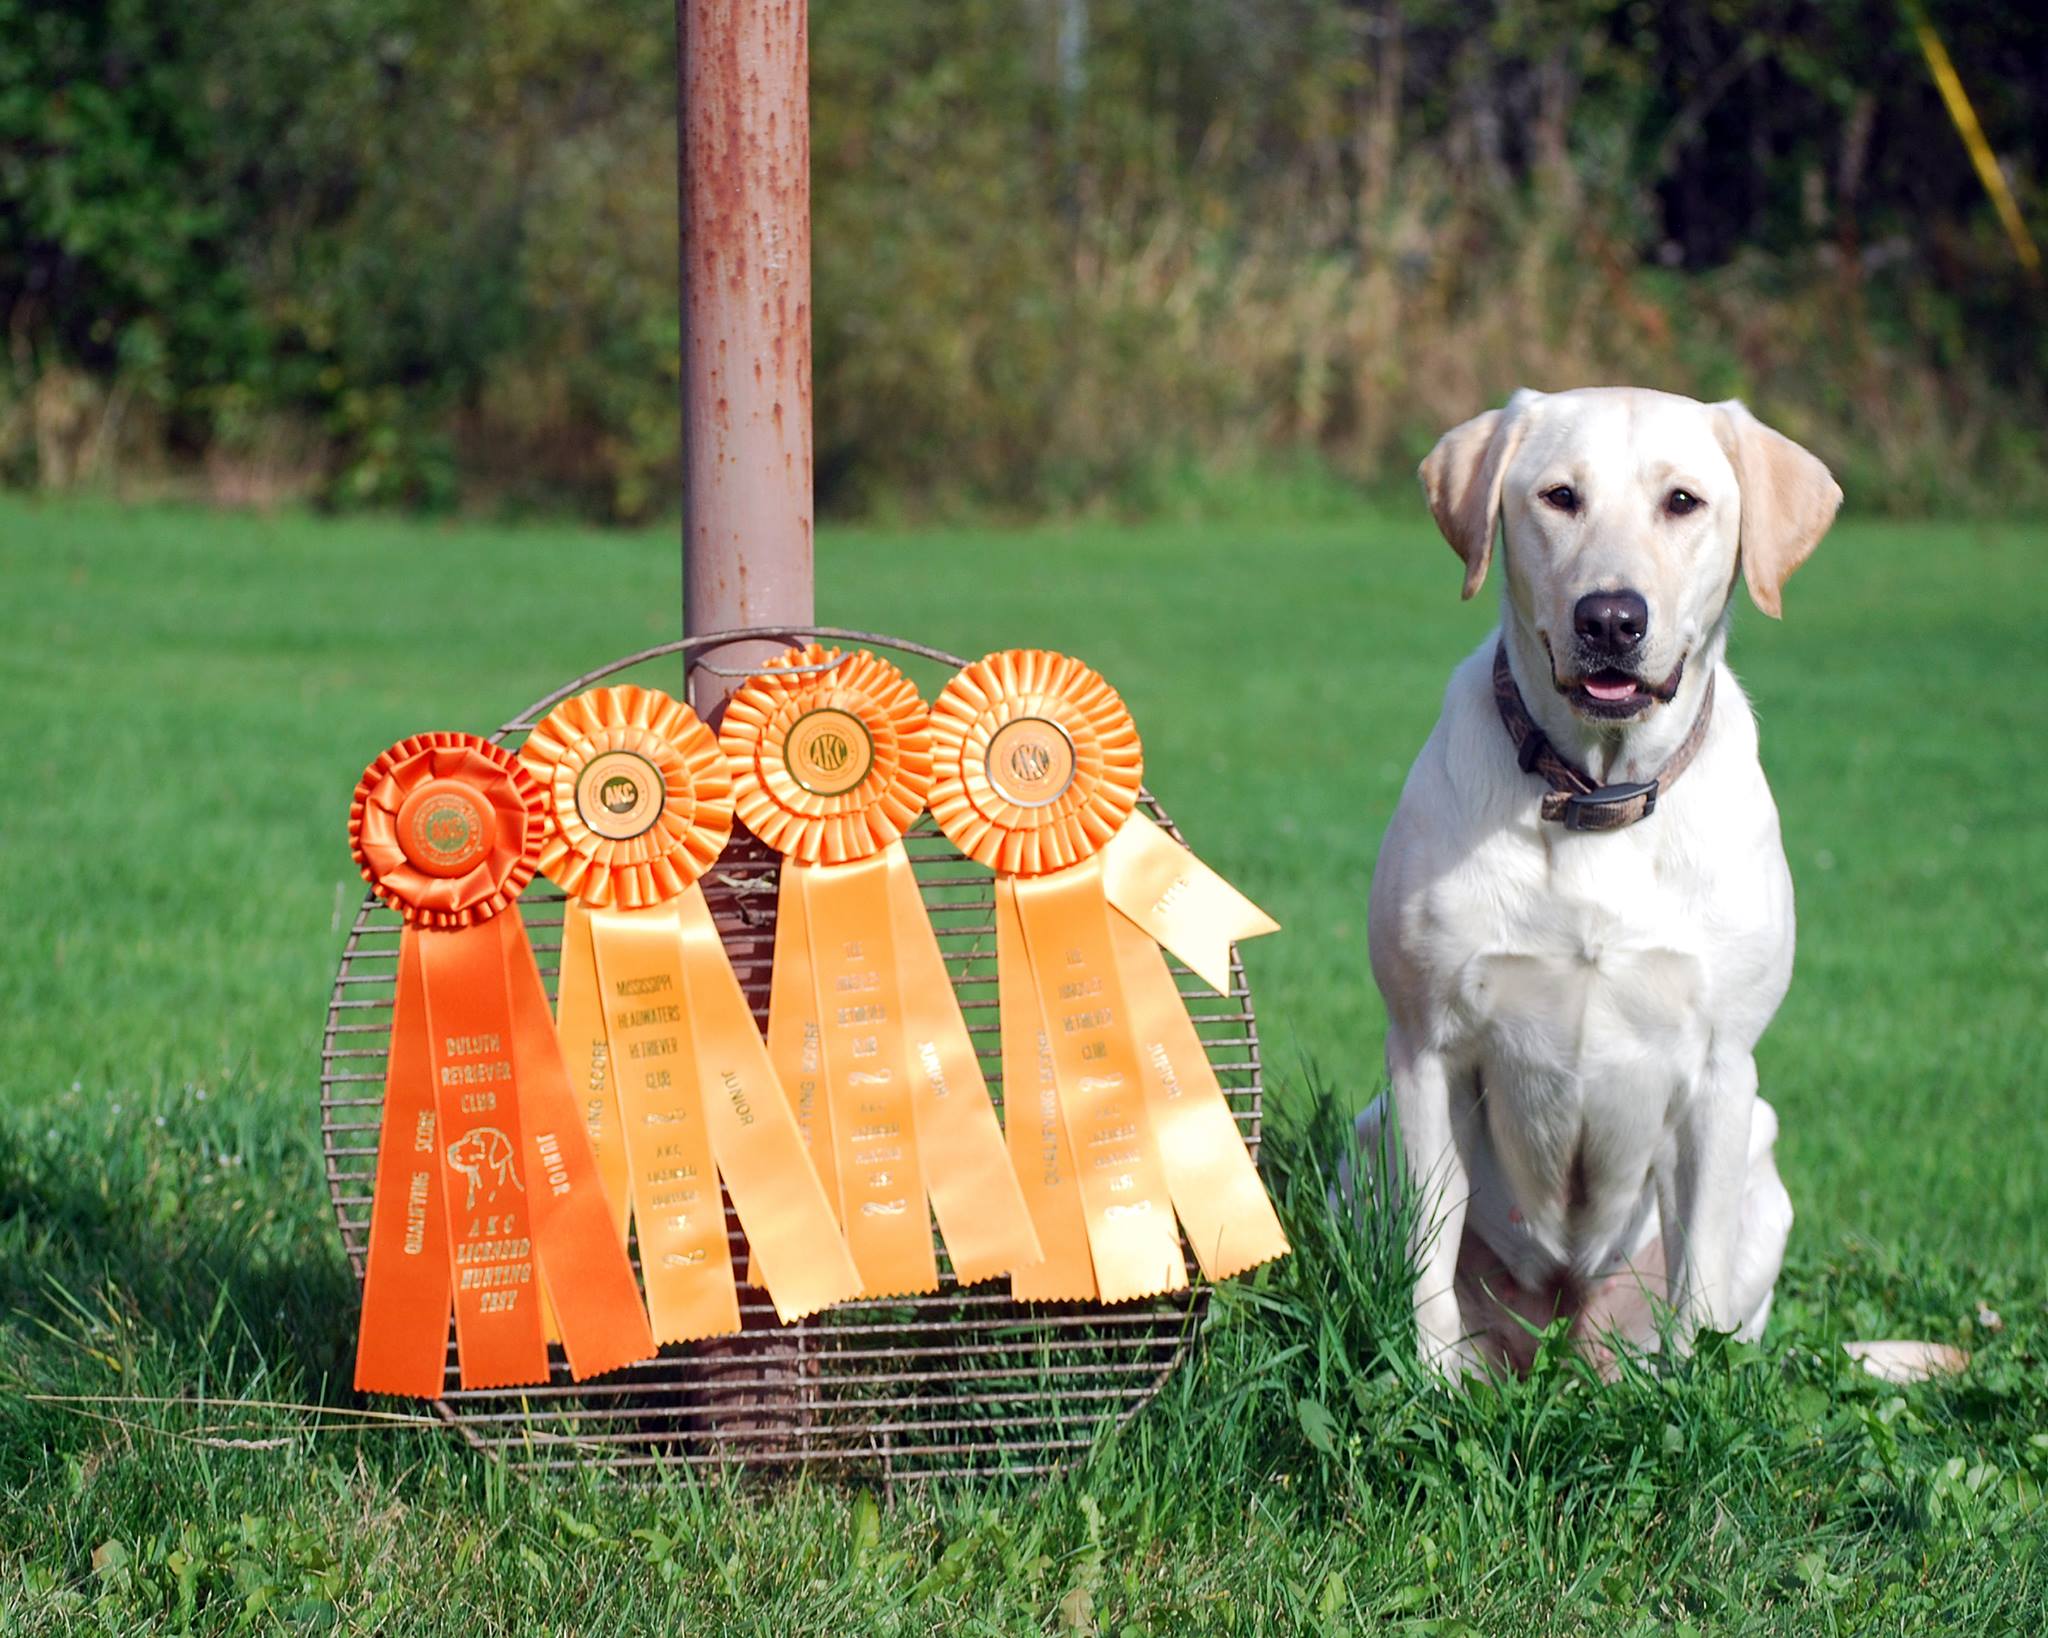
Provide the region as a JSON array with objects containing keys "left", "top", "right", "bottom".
[{"left": 1907, "top": 8, "right": 2041, "bottom": 278}]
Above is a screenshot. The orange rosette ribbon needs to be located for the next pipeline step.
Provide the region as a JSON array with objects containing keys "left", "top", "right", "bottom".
[
  {"left": 720, "top": 647, "right": 1042, "bottom": 1297},
  {"left": 928, "top": 650, "right": 1288, "bottom": 1303},
  {"left": 521, "top": 686, "right": 859, "bottom": 1343},
  {"left": 349, "top": 733, "right": 654, "bottom": 1398}
]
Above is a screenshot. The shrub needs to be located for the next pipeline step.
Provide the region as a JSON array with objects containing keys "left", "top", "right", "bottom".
[{"left": 2, "top": 0, "right": 2043, "bottom": 519}]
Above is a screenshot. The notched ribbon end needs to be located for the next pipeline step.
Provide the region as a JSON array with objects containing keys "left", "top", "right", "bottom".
[
  {"left": 948, "top": 1248, "right": 1047, "bottom": 1289},
  {"left": 352, "top": 1363, "right": 448, "bottom": 1401},
  {"left": 554, "top": 1298, "right": 660, "bottom": 1382}
]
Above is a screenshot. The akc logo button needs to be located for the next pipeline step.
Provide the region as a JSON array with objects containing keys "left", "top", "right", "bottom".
[
  {"left": 574, "top": 750, "right": 668, "bottom": 841},
  {"left": 785, "top": 707, "right": 876, "bottom": 797},
  {"left": 984, "top": 717, "right": 1077, "bottom": 809},
  {"left": 395, "top": 779, "right": 498, "bottom": 877}
]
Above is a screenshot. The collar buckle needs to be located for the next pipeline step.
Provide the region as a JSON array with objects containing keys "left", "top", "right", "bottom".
[{"left": 1561, "top": 781, "right": 1659, "bottom": 832}]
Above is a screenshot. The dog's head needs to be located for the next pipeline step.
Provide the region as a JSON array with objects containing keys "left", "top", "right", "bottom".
[{"left": 1420, "top": 387, "right": 1842, "bottom": 723}]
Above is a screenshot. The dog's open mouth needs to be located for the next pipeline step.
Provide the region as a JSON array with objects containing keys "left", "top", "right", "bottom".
[{"left": 1555, "top": 657, "right": 1685, "bottom": 720}]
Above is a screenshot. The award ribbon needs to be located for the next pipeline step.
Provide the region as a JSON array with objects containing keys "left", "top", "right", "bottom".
[
  {"left": 928, "top": 650, "right": 1290, "bottom": 1303},
  {"left": 520, "top": 685, "right": 860, "bottom": 1341},
  {"left": 349, "top": 734, "right": 655, "bottom": 1396},
  {"left": 720, "top": 646, "right": 1043, "bottom": 1295}
]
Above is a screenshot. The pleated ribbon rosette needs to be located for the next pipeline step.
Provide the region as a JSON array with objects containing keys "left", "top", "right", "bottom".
[
  {"left": 519, "top": 685, "right": 860, "bottom": 1342},
  {"left": 927, "top": 650, "right": 1290, "bottom": 1303},
  {"left": 349, "top": 733, "right": 655, "bottom": 1396},
  {"left": 719, "top": 646, "right": 1043, "bottom": 1297}
]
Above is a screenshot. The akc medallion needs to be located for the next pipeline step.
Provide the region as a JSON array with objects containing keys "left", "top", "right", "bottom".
[
  {"left": 521, "top": 685, "right": 860, "bottom": 1340},
  {"left": 349, "top": 733, "right": 654, "bottom": 1397},
  {"left": 929, "top": 650, "right": 1289, "bottom": 1303},
  {"left": 721, "top": 645, "right": 1042, "bottom": 1294}
]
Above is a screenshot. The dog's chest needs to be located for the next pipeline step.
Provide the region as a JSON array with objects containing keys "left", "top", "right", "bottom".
[
  {"left": 1430, "top": 825, "right": 1716, "bottom": 1257},
  {"left": 1454, "top": 835, "right": 1711, "bottom": 1070}
]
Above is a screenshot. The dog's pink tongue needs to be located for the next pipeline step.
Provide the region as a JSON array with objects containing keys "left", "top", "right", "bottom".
[{"left": 1583, "top": 676, "right": 1640, "bottom": 702}]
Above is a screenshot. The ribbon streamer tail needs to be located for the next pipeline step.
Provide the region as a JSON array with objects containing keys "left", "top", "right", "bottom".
[
  {"left": 753, "top": 866, "right": 837, "bottom": 1291},
  {"left": 1010, "top": 864, "right": 1187, "bottom": 1304},
  {"left": 416, "top": 924, "right": 553, "bottom": 1390},
  {"left": 555, "top": 903, "right": 632, "bottom": 1241},
  {"left": 996, "top": 881, "right": 1097, "bottom": 1301},
  {"left": 1102, "top": 812, "right": 1278, "bottom": 994},
  {"left": 1109, "top": 911, "right": 1289, "bottom": 1281},
  {"left": 884, "top": 844, "right": 1042, "bottom": 1284},
  {"left": 587, "top": 904, "right": 741, "bottom": 1345},
  {"left": 503, "top": 912, "right": 656, "bottom": 1378},
  {"left": 677, "top": 888, "right": 863, "bottom": 1321},
  {"left": 799, "top": 860, "right": 939, "bottom": 1299},
  {"left": 537, "top": 903, "right": 615, "bottom": 1345},
  {"left": 354, "top": 932, "right": 453, "bottom": 1398}
]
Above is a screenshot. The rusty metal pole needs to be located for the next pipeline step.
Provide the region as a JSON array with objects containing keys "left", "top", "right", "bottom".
[
  {"left": 677, "top": 0, "right": 816, "bottom": 1441},
  {"left": 679, "top": 0, "right": 815, "bottom": 715}
]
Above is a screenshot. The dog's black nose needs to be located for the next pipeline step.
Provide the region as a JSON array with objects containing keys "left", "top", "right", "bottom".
[{"left": 1573, "top": 590, "right": 1649, "bottom": 656}]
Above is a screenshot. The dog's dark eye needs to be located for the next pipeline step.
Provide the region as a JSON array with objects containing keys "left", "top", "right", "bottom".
[
  {"left": 1540, "top": 485, "right": 1579, "bottom": 514},
  {"left": 1666, "top": 488, "right": 1703, "bottom": 516}
]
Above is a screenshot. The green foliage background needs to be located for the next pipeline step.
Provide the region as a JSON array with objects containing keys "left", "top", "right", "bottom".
[{"left": 4, "top": 0, "right": 2046, "bottom": 519}]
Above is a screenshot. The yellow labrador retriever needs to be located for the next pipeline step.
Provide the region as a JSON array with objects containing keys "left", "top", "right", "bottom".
[{"left": 1359, "top": 386, "right": 1839, "bottom": 1378}]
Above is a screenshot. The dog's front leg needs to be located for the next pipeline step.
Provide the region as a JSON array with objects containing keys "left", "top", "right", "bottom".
[
  {"left": 1387, "top": 1028, "right": 1479, "bottom": 1378},
  {"left": 1659, "top": 1050, "right": 1759, "bottom": 1350}
]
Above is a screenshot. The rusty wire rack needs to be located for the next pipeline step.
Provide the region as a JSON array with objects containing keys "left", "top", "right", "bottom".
[{"left": 319, "top": 629, "right": 1264, "bottom": 1480}]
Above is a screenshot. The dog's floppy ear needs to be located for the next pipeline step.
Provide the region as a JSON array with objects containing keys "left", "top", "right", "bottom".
[
  {"left": 1418, "top": 390, "right": 1535, "bottom": 599},
  {"left": 1712, "top": 400, "right": 1843, "bottom": 618}
]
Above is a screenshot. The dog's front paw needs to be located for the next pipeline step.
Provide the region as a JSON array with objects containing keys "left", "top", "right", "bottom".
[{"left": 1417, "top": 1326, "right": 1486, "bottom": 1385}]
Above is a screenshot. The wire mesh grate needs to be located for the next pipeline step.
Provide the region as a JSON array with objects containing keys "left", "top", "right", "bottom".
[{"left": 319, "top": 630, "right": 1263, "bottom": 1479}]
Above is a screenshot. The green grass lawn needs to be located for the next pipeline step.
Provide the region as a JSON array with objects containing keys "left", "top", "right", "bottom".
[{"left": 2, "top": 493, "right": 2044, "bottom": 1632}]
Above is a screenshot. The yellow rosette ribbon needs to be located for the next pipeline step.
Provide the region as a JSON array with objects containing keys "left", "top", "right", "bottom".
[
  {"left": 928, "top": 650, "right": 1289, "bottom": 1303},
  {"left": 720, "top": 646, "right": 1043, "bottom": 1296},
  {"left": 349, "top": 733, "right": 655, "bottom": 1397},
  {"left": 520, "top": 685, "right": 860, "bottom": 1341}
]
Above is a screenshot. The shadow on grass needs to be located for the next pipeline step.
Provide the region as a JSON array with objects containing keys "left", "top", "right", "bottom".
[{"left": 0, "top": 1074, "right": 361, "bottom": 1473}]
